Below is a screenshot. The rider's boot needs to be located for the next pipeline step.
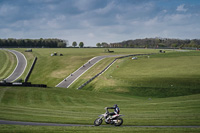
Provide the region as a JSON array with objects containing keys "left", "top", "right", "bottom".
[{"left": 105, "top": 115, "right": 112, "bottom": 122}]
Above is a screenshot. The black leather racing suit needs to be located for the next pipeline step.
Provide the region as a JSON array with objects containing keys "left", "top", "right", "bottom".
[{"left": 106, "top": 106, "right": 120, "bottom": 117}]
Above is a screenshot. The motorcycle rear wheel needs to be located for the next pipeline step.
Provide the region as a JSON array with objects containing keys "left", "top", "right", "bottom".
[
  {"left": 94, "top": 118, "right": 103, "bottom": 126},
  {"left": 114, "top": 117, "right": 123, "bottom": 126}
]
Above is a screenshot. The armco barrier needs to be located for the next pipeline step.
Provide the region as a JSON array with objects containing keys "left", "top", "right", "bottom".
[
  {"left": 77, "top": 53, "right": 154, "bottom": 90},
  {"left": 24, "top": 57, "right": 37, "bottom": 82}
]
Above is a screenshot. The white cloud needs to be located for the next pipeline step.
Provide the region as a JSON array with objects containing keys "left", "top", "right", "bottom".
[
  {"left": 88, "top": 33, "right": 95, "bottom": 38},
  {"left": 176, "top": 4, "right": 187, "bottom": 12},
  {"left": 46, "top": 15, "right": 66, "bottom": 29},
  {"left": 0, "top": 0, "right": 200, "bottom": 46},
  {"left": 164, "top": 13, "right": 192, "bottom": 25},
  {"left": 144, "top": 17, "right": 159, "bottom": 26},
  {"left": 0, "top": 4, "right": 18, "bottom": 16},
  {"left": 74, "top": 0, "right": 94, "bottom": 11},
  {"left": 95, "top": 1, "right": 116, "bottom": 14},
  {"left": 80, "top": 20, "right": 92, "bottom": 28},
  {"left": 163, "top": 10, "right": 167, "bottom": 13}
]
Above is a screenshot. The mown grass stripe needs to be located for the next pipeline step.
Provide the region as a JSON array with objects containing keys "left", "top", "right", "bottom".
[
  {"left": 0, "top": 106, "right": 100, "bottom": 116},
  {"left": 0, "top": 88, "right": 7, "bottom": 103},
  {"left": 0, "top": 50, "right": 16, "bottom": 80},
  {"left": 0, "top": 50, "right": 9, "bottom": 76}
]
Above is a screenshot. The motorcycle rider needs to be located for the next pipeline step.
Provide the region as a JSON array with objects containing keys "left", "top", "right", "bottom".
[{"left": 105, "top": 104, "right": 120, "bottom": 122}]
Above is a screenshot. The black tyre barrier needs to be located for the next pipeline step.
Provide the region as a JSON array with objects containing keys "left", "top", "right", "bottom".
[
  {"left": 24, "top": 57, "right": 37, "bottom": 83},
  {"left": 0, "top": 82, "right": 47, "bottom": 88}
]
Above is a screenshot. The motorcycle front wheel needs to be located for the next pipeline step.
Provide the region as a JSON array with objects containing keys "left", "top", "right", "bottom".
[
  {"left": 114, "top": 117, "right": 123, "bottom": 126},
  {"left": 94, "top": 118, "right": 103, "bottom": 126}
]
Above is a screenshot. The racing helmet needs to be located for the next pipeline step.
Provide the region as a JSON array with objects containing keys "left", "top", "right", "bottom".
[{"left": 114, "top": 104, "right": 118, "bottom": 108}]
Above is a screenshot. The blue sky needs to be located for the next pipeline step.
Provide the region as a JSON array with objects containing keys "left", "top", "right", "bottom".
[{"left": 0, "top": 0, "right": 200, "bottom": 46}]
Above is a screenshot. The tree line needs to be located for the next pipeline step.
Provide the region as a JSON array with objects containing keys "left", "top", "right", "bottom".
[
  {"left": 0, "top": 38, "right": 67, "bottom": 48},
  {"left": 72, "top": 41, "right": 84, "bottom": 48},
  {"left": 96, "top": 38, "right": 200, "bottom": 49},
  {"left": 0, "top": 38, "right": 86, "bottom": 48},
  {"left": 1, "top": 38, "right": 200, "bottom": 49}
]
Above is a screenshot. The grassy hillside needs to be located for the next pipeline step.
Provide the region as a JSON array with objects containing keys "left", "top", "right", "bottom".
[
  {"left": 14, "top": 48, "right": 157, "bottom": 87},
  {"left": 0, "top": 86, "right": 199, "bottom": 126},
  {"left": 82, "top": 51, "right": 200, "bottom": 97},
  {"left": 0, "top": 48, "right": 199, "bottom": 132},
  {"left": 0, "top": 50, "right": 17, "bottom": 80}
]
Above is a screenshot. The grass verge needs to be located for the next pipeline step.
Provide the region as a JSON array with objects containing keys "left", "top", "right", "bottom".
[
  {"left": 0, "top": 125, "right": 200, "bottom": 133},
  {"left": 0, "top": 50, "right": 17, "bottom": 80},
  {"left": 13, "top": 48, "right": 157, "bottom": 87},
  {"left": 0, "top": 86, "right": 199, "bottom": 126},
  {"left": 83, "top": 51, "right": 200, "bottom": 97}
]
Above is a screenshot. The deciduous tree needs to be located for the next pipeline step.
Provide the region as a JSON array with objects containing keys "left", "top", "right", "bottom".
[
  {"left": 79, "top": 42, "right": 84, "bottom": 48},
  {"left": 72, "top": 41, "right": 77, "bottom": 47}
]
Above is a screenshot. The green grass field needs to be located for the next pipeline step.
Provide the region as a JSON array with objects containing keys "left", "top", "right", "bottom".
[
  {"left": 0, "top": 48, "right": 200, "bottom": 132},
  {"left": 81, "top": 51, "right": 200, "bottom": 97},
  {"left": 13, "top": 48, "right": 157, "bottom": 86},
  {"left": 0, "top": 49, "right": 17, "bottom": 80},
  {"left": 0, "top": 86, "right": 199, "bottom": 132},
  {"left": 1, "top": 125, "right": 199, "bottom": 133}
]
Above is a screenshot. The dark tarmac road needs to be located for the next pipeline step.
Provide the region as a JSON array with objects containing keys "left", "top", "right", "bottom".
[
  {"left": 3, "top": 49, "right": 27, "bottom": 82},
  {"left": 56, "top": 55, "right": 122, "bottom": 88},
  {"left": 0, "top": 120, "right": 199, "bottom": 128}
]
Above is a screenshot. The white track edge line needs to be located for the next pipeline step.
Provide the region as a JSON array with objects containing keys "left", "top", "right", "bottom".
[
  {"left": 4, "top": 49, "right": 27, "bottom": 82},
  {"left": 4, "top": 49, "right": 19, "bottom": 81},
  {"left": 65, "top": 57, "right": 105, "bottom": 88},
  {"left": 55, "top": 57, "right": 104, "bottom": 88},
  {"left": 99, "top": 59, "right": 117, "bottom": 76},
  {"left": 55, "top": 57, "right": 98, "bottom": 87}
]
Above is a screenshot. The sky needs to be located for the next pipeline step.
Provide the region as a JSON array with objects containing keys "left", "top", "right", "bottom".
[{"left": 0, "top": 0, "right": 200, "bottom": 46}]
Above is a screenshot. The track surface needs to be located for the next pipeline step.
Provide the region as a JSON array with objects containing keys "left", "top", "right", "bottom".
[
  {"left": 56, "top": 55, "right": 122, "bottom": 88},
  {"left": 3, "top": 49, "right": 27, "bottom": 82},
  {"left": 0, "top": 120, "right": 199, "bottom": 128}
]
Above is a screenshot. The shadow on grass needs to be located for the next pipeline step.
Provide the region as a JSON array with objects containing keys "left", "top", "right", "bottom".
[{"left": 83, "top": 77, "right": 200, "bottom": 98}]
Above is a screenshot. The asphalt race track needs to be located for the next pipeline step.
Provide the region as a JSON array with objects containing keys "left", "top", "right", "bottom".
[
  {"left": 3, "top": 49, "right": 27, "bottom": 82},
  {"left": 56, "top": 55, "right": 123, "bottom": 88},
  {"left": 0, "top": 120, "right": 199, "bottom": 128}
]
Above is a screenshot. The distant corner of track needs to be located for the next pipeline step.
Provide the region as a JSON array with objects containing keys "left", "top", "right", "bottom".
[{"left": 2, "top": 49, "right": 27, "bottom": 82}]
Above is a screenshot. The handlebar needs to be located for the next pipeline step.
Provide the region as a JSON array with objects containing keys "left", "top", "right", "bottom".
[{"left": 104, "top": 107, "right": 109, "bottom": 114}]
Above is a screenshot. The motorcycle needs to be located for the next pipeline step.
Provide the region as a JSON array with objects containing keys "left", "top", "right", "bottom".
[{"left": 94, "top": 109, "right": 124, "bottom": 126}]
